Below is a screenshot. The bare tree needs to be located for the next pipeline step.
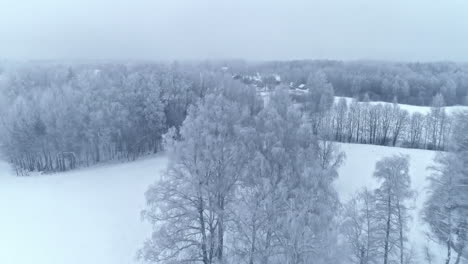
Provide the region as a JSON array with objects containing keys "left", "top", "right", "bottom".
[
  {"left": 390, "top": 104, "right": 408, "bottom": 147},
  {"left": 407, "top": 113, "right": 424, "bottom": 148}
]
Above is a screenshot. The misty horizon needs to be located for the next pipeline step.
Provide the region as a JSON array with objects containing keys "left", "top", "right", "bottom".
[{"left": 1, "top": 0, "right": 468, "bottom": 62}]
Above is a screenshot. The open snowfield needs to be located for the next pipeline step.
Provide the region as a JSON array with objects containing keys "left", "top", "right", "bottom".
[
  {"left": 335, "top": 96, "right": 468, "bottom": 115},
  {"left": 0, "top": 155, "right": 168, "bottom": 264},
  {"left": 0, "top": 144, "right": 444, "bottom": 263},
  {"left": 289, "top": 90, "right": 468, "bottom": 115}
]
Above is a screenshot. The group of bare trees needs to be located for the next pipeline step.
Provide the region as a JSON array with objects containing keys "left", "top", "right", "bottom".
[
  {"left": 342, "top": 155, "right": 415, "bottom": 264},
  {"left": 323, "top": 96, "right": 451, "bottom": 150},
  {"left": 299, "top": 72, "right": 453, "bottom": 151}
]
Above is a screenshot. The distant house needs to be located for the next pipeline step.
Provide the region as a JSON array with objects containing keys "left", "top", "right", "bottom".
[
  {"left": 233, "top": 74, "right": 242, "bottom": 80},
  {"left": 274, "top": 74, "right": 281, "bottom": 82}
]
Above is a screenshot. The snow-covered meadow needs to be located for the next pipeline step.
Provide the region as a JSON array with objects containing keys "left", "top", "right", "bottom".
[
  {"left": 0, "top": 155, "right": 167, "bottom": 264},
  {"left": 0, "top": 144, "right": 443, "bottom": 264},
  {"left": 334, "top": 96, "right": 468, "bottom": 115}
]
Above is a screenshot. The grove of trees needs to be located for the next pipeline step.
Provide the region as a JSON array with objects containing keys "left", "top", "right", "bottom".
[
  {"left": 139, "top": 86, "right": 345, "bottom": 264},
  {"left": 292, "top": 71, "right": 453, "bottom": 151},
  {"left": 0, "top": 62, "right": 219, "bottom": 174}
]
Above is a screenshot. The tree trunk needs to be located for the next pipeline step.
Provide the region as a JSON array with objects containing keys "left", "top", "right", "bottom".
[
  {"left": 360, "top": 246, "right": 367, "bottom": 264},
  {"left": 446, "top": 210, "right": 452, "bottom": 264},
  {"left": 356, "top": 120, "right": 360, "bottom": 143},
  {"left": 454, "top": 251, "right": 462, "bottom": 264},
  {"left": 383, "top": 194, "right": 392, "bottom": 264},
  {"left": 365, "top": 195, "right": 371, "bottom": 264},
  {"left": 262, "top": 229, "right": 272, "bottom": 264},
  {"left": 446, "top": 239, "right": 451, "bottom": 264},
  {"left": 249, "top": 204, "right": 258, "bottom": 264},
  {"left": 197, "top": 187, "right": 209, "bottom": 264},
  {"left": 392, "top": 126, "right": 400, "bottom": 146},
  {"left": 397, "top": 200, "right": 404, "bottom": 264},
  {"left": 216, "top": 195, "right": 225, "bottom": 263}
]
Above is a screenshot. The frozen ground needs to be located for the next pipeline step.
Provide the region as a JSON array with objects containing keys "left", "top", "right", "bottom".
[{"left": 0, "top": 144, "right": 445, "bottom": 263}]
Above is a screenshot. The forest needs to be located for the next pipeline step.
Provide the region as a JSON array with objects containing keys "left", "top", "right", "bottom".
[{"left": 0, "top": 60, "right": 458, "bottom": 174}]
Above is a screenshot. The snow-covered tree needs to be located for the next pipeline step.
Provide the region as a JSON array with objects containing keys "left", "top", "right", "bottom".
[
  {"left": 407, "top": 113, "right": 424, "bottom": 148},
  {"left": 140, "top": 85, "right": 344, "bottom": 264},
  {"left": 139, "top": 89, "right": 253, "bottom": 263},
  {"left": 427, "top": 93, "right": 447, "bottom": 150},
  {"left": 423, "top": 111, "right": 468, "bottom": 264},
  {"left": 342, "top": 188, "right": 380, "bottom": 264},
  {"left": 305, "top": 71, "right": 335, "bottom": 134},
  {"left": 373, "top": 155, "right": 413, "bottom": 264},
  {"left": 230, "top": 87, "right": 343, "bottom": 264},
  {"left": 390, "top": 103, "right": 408, "bottom": 147}
]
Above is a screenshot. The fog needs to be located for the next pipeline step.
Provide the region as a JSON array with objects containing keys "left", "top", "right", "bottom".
[{"left": 1, "top": 0, "right": 467, "bottom": 61}]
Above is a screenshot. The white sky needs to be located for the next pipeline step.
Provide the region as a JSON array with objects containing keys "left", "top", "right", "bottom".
[{"left": 0, "top": 0, "right": 467, "bottom": 61}]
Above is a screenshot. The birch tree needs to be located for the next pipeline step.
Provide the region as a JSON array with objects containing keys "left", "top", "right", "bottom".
[
  {"left": 342, "top": 188, "right": 380, "bottom": 264},
  {"left": 139, "top": 90, "right": 252, "bottom": 263},
  {"left": 373, "top": 155, "right": 413, "bottom": 264}
]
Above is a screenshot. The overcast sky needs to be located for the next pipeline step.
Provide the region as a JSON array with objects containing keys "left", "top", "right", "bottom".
[{"left": 1, "top": 0, "right": 467, "bottom": 61}]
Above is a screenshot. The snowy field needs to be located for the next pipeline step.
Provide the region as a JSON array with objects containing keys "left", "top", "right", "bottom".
[
  {"left": 334, "top": 96, "right": 468, "bottom": 115},
  {"left": 0, "top": 144, "right": 443, "bottom": 263},
  {"left": 0, "top": 155, "right": 167, "bottom": 264},
  {"left": 289, "top": 89, "right": 468, "bottom": 114}
]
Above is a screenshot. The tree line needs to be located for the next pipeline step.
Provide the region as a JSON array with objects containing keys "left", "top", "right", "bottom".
[
  {"left": 311, "top": 94, "right": 452, "bottom": 151},
  {"left": 0, "top": 61, "right": 462, "bottom": 175},
  {"left": 296, "top": 71, "right": 453, "bottom": 151}
]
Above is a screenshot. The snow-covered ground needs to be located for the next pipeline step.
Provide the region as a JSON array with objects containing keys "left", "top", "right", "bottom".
[
  {"left": 0, "top": 155, "right": 167, "bottom": 264},
  {"left": 287, "top": 88, "right": 467, "bottom": 114},
  {"left": 0, "top": 144, "right": 444, "bottom": 263},
  {"left": 335, "top": 96, "right": 468, "bottom": 115}
]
